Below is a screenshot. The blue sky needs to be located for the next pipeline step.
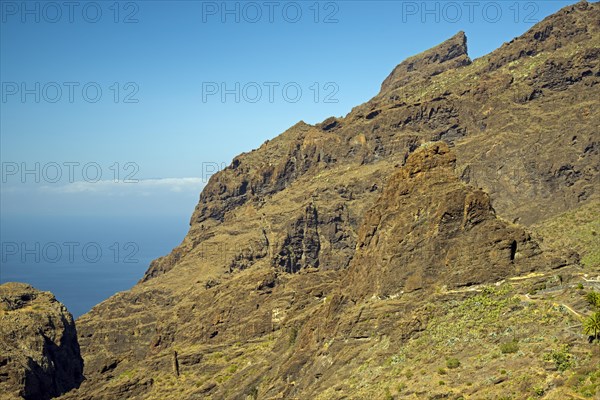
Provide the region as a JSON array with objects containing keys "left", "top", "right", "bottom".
[{"left": 1, "top": 0, "right": 578, "bottom": 219}]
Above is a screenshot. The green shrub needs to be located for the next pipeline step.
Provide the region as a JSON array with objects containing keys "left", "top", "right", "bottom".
[
  {"left": 586, "top": 291, "right": 600, "bottom": 308},
  {"left": 384, "top": 387, "right": 393, "bottom": 400},
  {"left": 227, "top": 364, "right": 238, "bottom": 374},
  {"left": 446, "top": 358, "right": 460, "bottom": 369},
  {"left": 500, "top": 340, "right": 519, "bottom": 354},
  {"left": 544, "top": 345, "right": 573, "bottom": 372},
  {"left": 583, "top": 311, "right": 600, "bottom": 339}
]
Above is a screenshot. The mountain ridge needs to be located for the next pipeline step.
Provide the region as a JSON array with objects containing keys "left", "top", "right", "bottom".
[
  {"left": 380, "top": 31, "right": 471, "bottom": 93},
  {"left": 61, "top": 3, "right": 598, "bottom": 398},
  {"left": 2, "top": 1, "right": 598, "bottom": 399}
]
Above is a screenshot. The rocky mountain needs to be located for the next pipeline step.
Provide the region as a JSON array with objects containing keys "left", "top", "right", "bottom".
[
  {"left": 3, "top": 1, "right": 598, "bottom": 399},
  {"left": 0, "top": 283, "right": 83, "bottom": 400}
]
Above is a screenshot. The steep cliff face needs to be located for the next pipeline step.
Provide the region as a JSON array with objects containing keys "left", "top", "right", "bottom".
[
  {"left": 56, "top": 2, "right": 599, "bottom": 399},
  {"left": 346, "top": 142, "right": 543, "bottom": 299},
  {"left": 0, "top": 283, "right": 83, "bottom": 400},
  {"left": 143, "top": 1, "right": 599, "bottom": 284}
]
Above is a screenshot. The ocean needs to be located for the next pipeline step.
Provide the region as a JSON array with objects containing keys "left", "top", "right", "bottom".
[{"left": 0, "top": 215, "right": 189, "bottom": 318}]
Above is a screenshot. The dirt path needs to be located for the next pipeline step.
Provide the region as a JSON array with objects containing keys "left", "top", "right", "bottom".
[{"left": 440, "top": 270, "right": 594, "bottom": 322}]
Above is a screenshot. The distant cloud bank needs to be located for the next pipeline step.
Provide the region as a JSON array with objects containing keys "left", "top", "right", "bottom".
[{"left": 39, "top": 177, "right": 205, "bottom": 195}]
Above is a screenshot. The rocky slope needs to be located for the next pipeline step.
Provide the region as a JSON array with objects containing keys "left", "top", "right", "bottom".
[
  {"left": 52, "top": 1, "right": 600, "bottom": 399},
  {"left": 0, "top": 283, "right": 83, "bottom": 400},
  {"left": 345, "top": 142, "right": 544, "bottom": 299}
]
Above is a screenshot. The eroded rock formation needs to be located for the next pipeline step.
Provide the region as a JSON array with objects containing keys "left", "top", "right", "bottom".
[{"left": 0, "top": 283, "right": 83, "bottom": 400}]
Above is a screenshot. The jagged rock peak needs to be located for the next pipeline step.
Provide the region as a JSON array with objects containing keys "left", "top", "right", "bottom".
[{"left": 380, "top": 31, "right": 471, "bottom": 93}]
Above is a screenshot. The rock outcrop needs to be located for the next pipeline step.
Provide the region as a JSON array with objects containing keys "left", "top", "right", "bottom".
[
  {"left": 347, "top": 142, "right": 543, "bottom": 299},
  {"left": 380, "top": 31, "right": 471, "bottom": 93},
  {"left": 0, "top": 283, "right": 83, "bottom": 400}
]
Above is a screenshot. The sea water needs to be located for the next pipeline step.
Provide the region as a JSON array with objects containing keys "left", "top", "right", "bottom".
[{"left": 0, "top": 215, "right": 189, "bottom": 318}]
